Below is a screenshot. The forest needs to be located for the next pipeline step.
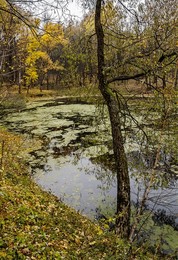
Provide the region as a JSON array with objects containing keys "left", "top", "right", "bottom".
[{"left": 0, "top": 0, "right": 178, "bottom": 259}]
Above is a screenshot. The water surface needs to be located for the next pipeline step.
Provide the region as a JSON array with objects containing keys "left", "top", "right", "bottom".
[{"left": 1, "top": 97, "right": 178, "bottom": 252}]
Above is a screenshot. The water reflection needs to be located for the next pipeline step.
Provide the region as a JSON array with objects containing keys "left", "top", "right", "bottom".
[{"left": 33, "top": 155, "right": 117, "bottom": 219}]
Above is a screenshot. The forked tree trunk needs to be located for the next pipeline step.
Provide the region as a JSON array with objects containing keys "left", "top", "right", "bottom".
[{"left": 95, "top": 0, "right": 130, "bottom": 238}]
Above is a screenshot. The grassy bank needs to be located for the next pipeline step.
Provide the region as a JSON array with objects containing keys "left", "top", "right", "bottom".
[{"left": 0, "top": 129, "right": 160, "bottom": 259}]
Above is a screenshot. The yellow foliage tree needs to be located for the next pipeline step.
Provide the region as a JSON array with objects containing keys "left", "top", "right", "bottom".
[{"left": 25, "top": 22, "right": 67, "bottom": 91}]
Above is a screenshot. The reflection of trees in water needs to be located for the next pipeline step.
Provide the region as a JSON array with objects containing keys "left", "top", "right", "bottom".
[
  {"left": 52, "top": 145, "right": 78, "bottom": 157},
  {"left": 153, "top": 209, "right": 178, "bottom": 231},
  {"left": 79, "top": 156, "right": 116, "bottom": 190},
  {"left": 128, "top": 149, "right": 178, "bottom": 188},
  {"left": 29, "top": 138, "right": 50, "bottom": 174},
  {"left": 86, "top": 131, "right": 178, "bottom": 234}
]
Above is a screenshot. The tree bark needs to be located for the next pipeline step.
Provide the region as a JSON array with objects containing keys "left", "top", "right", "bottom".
[
  {"left": 95, "top": 0, "right": 130, "bottom": 238},
  {"left": 174, "top": 66, "right": 178, "bottom": 90},
  {"left": 18, "top": 69, "right": 22, "bottom": 94},
  {"left": 46, "top": 72, "right": 49, "bottom": 90}
]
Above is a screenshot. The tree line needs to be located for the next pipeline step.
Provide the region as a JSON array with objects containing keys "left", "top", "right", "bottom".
[{"left": 1, "top": 0, "right": 177, "bottom": 94}]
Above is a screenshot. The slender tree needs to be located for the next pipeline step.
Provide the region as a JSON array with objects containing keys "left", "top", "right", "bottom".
[
  {"left": 95, "top": 0, "right": 131, "bottom": 238},
  {"left": 94, "top": 0, "right": 177, "bottom": 239}
]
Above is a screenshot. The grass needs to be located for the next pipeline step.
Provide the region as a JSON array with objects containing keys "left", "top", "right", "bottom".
[
  {"left": 10, "top": 84, "right": 100, "bottom": 97},
  {"left": 0, "top": 84, "right": 102, "bottom": 108}
]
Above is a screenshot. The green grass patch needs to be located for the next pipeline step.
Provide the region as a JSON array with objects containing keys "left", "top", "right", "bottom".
[{"left": 0, "top": 93, "right": 26, "bottom": 109}]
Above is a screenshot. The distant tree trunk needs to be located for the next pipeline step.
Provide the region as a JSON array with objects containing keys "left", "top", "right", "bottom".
[
  {"left": 95, "top": 0, "right": 130, "bottom": 239},
  {"left": 56, "top": 74, "right": 60, "bottom": 87},
  {"left": 174, "top": 67, "right": 178, "bottom": 90},
  {"left": 38, "top": 75, "right": 44, "bottom": 92},
  {"left": 162, "top": 74, "right": 166, "bottom": 89},
  {"left": 153, "top": 75, "right": 158, "bottom": 88},
  {"left": 88, "top": 53, "right": 94, "bottom": 83},
  {"left": 18, "top": 69, "right": 22, "bottom": 94},
  {"left": 26, "top": 85, "right": 30, "bottom": 94},
  {"left": 46, "top": 72, "right": 49, "bottom": 90},
  {"left": 26, "top": 80, "right": 31, "bottom": 94}
]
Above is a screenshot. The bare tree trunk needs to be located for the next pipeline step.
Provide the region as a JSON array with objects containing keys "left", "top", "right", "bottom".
[
  {"left": 0, "top": 140, "right": 5, "bottom": 171},
  {"left": 107, "top": 96, "right": 131, "bottom": 238},
  {"left": 162, "top": 74, "right": 166, "bottom": 89},
  {"left": 18, "top": 69, "right": 22, "bottom": 94},
  {"left": 46, "top": 72, "right": 49, "bottom": 90},
  {"left": 95, "top": 0, "right": 130, "bottom": 239},
  {"left": 174, "top": 66, "right": 178, "bottom": 90}
]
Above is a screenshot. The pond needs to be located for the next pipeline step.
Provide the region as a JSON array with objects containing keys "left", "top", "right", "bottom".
[{"left": 0, "top": 97, "right": 178, "bottom": 253}]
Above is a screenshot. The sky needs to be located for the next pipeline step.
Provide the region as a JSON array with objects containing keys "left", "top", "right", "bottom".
[
  {"left": 16, "top": 0, "right": 84, "bottom": 23},
  {"left": 48, "top": 0, "right": 84, "bottom": 22},
  {"left": 68, "top": 1, "right": 83, "bottom": 18}
]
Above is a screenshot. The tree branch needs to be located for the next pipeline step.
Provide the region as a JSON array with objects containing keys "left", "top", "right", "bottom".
[
  {"left": 107, "top": 72, "right": 147, "bottom": 84},
  {"left": 107, "top": 51, "right": 177, "bottom": 84}
]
